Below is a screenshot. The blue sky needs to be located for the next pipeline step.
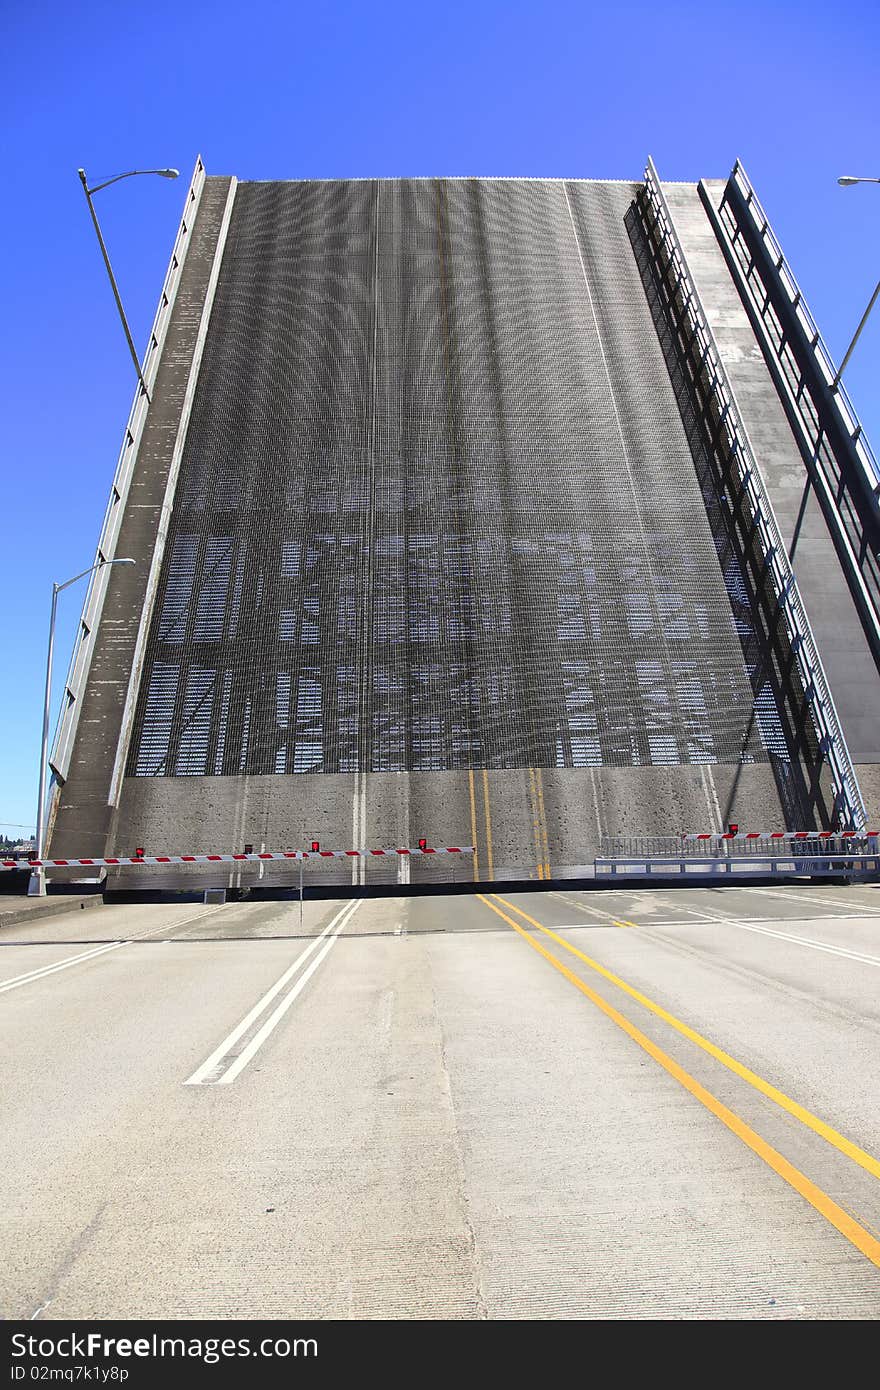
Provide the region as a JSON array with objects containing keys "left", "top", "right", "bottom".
[{"left": 1, "top": 0, "right": 878, "bottom": 836}]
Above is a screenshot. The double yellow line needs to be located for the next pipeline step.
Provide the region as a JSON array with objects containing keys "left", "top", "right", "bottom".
[
  {"left": 477, "top": 892, "right": 880, "bottom": 1269},
  {"left": 528, "top": 767, "right": 551, "bottom": 880},
  {"left": 467, "top": 767, "right": 551, "bottom": 884},
  {"left": 468, "top": 768, "right": 494, "bottom": 883}
]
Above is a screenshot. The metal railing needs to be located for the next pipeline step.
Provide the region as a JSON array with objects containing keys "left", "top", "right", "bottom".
[
  {"left": 637, "top": 157, "right": 866, "bottom": 831},
  {"left": 50, "top": 157, "right": 208, "bottom": 782},
  {"left": 601, "top": 832, "right": 877, "bottom": 859},
  {"left": 701, "top": 162, "right": 880, "bottom": 674},
  {"left": 724, "top": 163, "right": 880, "bottom": 494},
  {"left": 596, "top": 852, "right": 880, "bottom": 879}
]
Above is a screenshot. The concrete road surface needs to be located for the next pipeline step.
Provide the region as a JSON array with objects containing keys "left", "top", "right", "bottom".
[{"left": 1, "top": 882, "right": 879, "bottom": 1319}]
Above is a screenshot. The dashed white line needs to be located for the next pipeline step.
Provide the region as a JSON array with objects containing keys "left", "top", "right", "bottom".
[{"left": 184, "top": 898, "right": 361, "bottom": 1086}]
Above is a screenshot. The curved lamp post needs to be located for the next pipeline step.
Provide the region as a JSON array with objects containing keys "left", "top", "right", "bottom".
[
  {"left": 833, "top": 175, "right": 880, "bottom": 388},
  {"left": 77, "top": 166, "right": 179, "bottom": 401},
  {"left": 29, "top": 558, "right": 135, "bottom": 896}
]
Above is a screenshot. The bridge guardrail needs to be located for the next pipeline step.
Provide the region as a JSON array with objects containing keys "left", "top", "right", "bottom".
[
  {"left": 596, "top": 853, "right": 880, "bottom": 879},
  {"left": 638, "top": 157, "right": 866, "bottom": 831},
  {"left": 700, "top": 162, "right": 880, "bottom": 675}
]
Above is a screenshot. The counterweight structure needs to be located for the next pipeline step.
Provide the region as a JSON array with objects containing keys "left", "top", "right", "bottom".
[{"left": 46, "top": 160, "right": 880, "bottom": 887}]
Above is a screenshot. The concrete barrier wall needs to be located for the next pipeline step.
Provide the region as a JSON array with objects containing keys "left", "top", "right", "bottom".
[{"left": 108, "top": 761, "right": 793, "bottom": 889}]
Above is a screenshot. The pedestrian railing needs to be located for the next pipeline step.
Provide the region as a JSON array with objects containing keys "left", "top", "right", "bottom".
[
  {"left": 595, "top": 852, "right": 880, "bottom": 879},
  {"left": 637, "top": 157, "right": 866, "bottom": 831}
]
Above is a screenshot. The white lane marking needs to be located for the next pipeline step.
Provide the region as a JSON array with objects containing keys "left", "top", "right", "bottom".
[
  {"left": 743, "top": 885, "right": 878, "bottom": 915},
  {"left": 210, "top": 900, "right": 362, "bottom": 1084},
  {"left": 612, "top": 895, "right": 880, "bottom": 967},
  {"left": 588, "top": 768, "right": 604, "bottom": 841},
  {"left": 623, "top": 914, "right": 874, "bottom": 930},
  {"left": 709, "top": 918, "right": 880, "bottom": 969},
  {"left": 218, "top": 929, "right": 347, "bottom": 1085},
  {"left": 551, "top": 890, "right": 686, "bottom": 924},
  {"left": 0, "top": 940, "right": 129, "bottom": 993},
  {"left": 539, "top": 923, "right": 615, "bottom": 931},
  {"left": 552, "top": 890, "right": 879, "bottom": 943},
  {"left": 616, "top": 891, "right": 796, "bottom": 928},
  {"left": 643, "top": 897, "right": 732, "bottom": 925},
  {"left": 700, "top": 765, "right": 724, "bottom": 833},
  {"left": 548, "top": 891, "right": 619, "bottom": 924},
  {"left": 351, "top": 769, "right": 360, "bottom": 888},
  {"left": 0, "top": 905, "right": 226, "bottom": 995},
  {"left": 553, "top": 890, "right": 880, "bottom": 966},
  {"left": 184, "top": 899, "right": 361, "bottom": 1086},
  {"left": 358, "top": 780, "right": 367, "bottom": 888}
]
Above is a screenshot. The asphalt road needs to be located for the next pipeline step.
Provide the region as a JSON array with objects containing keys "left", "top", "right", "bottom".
[{"left": 1, "top": 882, "right": 879, "bottom": 1319}]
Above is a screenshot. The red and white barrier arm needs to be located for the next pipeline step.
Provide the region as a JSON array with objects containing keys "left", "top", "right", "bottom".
[
  {"left": 682, "top": 830, "right": 879, "bottom": 842},
  {"left": 0, "top": 846, "right": 476, "bottom": 871}
]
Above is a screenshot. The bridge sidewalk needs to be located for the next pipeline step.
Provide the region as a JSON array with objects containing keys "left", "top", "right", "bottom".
[{"left": 0, "top": 892, "right": 103, "bottom": 931}]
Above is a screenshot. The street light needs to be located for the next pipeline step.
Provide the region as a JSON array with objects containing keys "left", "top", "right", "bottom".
[
  {"left": 77, "top": 166, "right": 180, "bottom": 401},
  {"left": 832, "top": 174, "right": 880, "bottom": 388},
  {"left": 29, "top": 558, "right": 135, "bottom": 896}
]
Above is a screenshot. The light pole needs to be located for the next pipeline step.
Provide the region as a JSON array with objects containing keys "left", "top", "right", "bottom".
[
  {"left": 77, "top": 166, "right": 179, "bottom": 401},
  {"left": 832, "top": 175, "right": 880, "bottom": 389},
  {"left": 29, "top": 558, "right": 135, "bottom": 896}
]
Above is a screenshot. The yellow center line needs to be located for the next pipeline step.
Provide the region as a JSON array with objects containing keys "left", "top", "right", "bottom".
[
  {"left": 531, "top": 767, "right": 544, "bottom": 872},
  {"left": 489, "top": 893, "right": 880, "bottom": 1183},
  {"left": 467, "top": 769, "right": 480, "bottom": 883},
  {"left": 528, "top": 768, "right": 544, "bottom": 880},
  {"left": 481, "top": 769, "right": 495, "bottom": 882},
  {"left": 476, "top": 894, "right": 880, "bottom": 1269}
]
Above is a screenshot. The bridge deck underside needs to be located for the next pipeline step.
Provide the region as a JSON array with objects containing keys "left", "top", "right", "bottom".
[{"left": 109, "top": 178, "right": 811, "bottom": 875}]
